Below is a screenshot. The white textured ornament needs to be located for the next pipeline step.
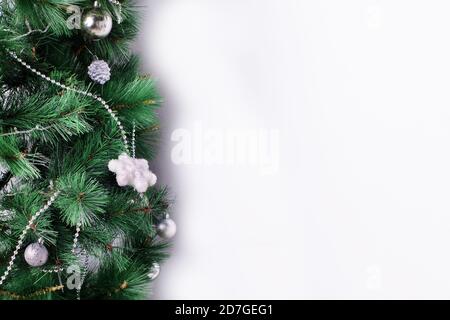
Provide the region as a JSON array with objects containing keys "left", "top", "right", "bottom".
[
  {"left": 88, "top": 59, "right": 111, "bottom": 85},
  {"left": 108, "top": 153, "right": 157, "bottom": 193},
  {"left": 24, "top": 241, "right": 49, "bottom": 267}
]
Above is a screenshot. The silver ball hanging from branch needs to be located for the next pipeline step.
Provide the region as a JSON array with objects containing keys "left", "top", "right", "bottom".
[
  {"left": 82, "top": 1, "right": 113, "bottom": 39},
  {"left": 156, "top": 216, "right": 177, "bottom": 239},
  {"left": 24, "top": 239, "right": 49, "bottom": 267}
]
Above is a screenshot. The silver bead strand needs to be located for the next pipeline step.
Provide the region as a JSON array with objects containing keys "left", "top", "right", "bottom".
[
  {"left": 70, "top": 220, "right": 87, "bottom": 300},
  {"left": 6, "top": 50, "right": 130, "bottom": 154},
  {"left": 0, "top": 189, "right": 60, "bottom": 286},
  {"left": 132, "top": 121, "right": 136, "bottom": 159},
  {"left": 109, "top": 0, "right": 123, "bottom": 24},
  {"left": 42, "top": 267, "right": 64, "bottom": 274},
  {"left": 76, "top": 249, "right": 89, "bottom": 300},
  {"left": 72, "top": 221, "right": 82, "bottom": 254}
]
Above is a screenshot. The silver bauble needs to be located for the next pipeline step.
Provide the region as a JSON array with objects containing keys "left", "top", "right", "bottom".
[
  {"left": 148, "top": 262, "right": 161, "bottom": 280},
  {"left": 157, "top": 218, "right": 177, "bottom": 239},
  {"left": 82, "top": 2, "right": 113, "bottom": 39},
  {"left": 24, "top": 242, "right": 49, "bottom": 267}
]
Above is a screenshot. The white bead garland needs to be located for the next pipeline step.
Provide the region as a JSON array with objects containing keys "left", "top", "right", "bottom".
[
  {"left": 70, "top": 220, "right": 87, "bottom": 300},
  {"left": 76, "top": 249, "right": 89, "bottom": 300},
  {"left": 6, "top": 50, "right": 130, "bottom": 154},
  {"left": 72, "top": 221, "right": 82, "bottom": 254},
  {"left": 42, "top": 267, "right": 64, "bottom": 274},
  {"left": 109, "top": 0, "right": 123, "bottom": 24},
  {"left": 0, "top": 190, "right": 60, "bottom": 286},
  {"left": 131, "top": 121, "right": 136, "bottom": 159}
]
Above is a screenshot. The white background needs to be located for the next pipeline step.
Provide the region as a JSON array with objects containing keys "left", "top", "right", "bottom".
[{"left": 135, "top": 0, "right": 450, "bottom": 299}]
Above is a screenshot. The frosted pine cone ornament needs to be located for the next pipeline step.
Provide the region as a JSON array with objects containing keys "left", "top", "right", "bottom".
[{"left": 88, "top": 59, "right": 111, "bottom": 84}]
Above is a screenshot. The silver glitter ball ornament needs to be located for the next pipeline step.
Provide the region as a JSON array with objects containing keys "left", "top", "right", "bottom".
[
  {"left": 157, "top": 218, "right": 177, "bottom": 239},
  {"left": 148, "top": 262, "right": 161, "bottom": 280},
  {"left": 82, "top": 1, "right": 113, "bottom": 39},
  {"left": 88, "top": 59, "right": 111, "bottom": 84},
  {"left": 24, "top": 242, "right": 49, "bottom": 267}
]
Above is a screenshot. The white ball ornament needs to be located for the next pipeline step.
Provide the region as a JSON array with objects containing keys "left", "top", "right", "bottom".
[
  {"left": 108, "top": 153, "right": 157, "bottom": 193},
  {"left": 24, "top": 241, "right": 49, "bottom": 267},
  {"left": 157, "top": 218, "right": 177, "bottom": 239}
]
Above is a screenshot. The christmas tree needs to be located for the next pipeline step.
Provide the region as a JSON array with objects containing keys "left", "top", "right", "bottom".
[{"left": 0, "top": 0, "right": 175, "bottom": 300}]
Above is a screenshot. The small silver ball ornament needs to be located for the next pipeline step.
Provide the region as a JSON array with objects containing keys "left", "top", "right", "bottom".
[
  {"left": 24, "top": 241, "right": 49, "bottom": 267},
  {"left": 82, "top": 1, "right": 113, "bottom": 39},
  {"left": 157, "top": 218, "right": 177, "bottom": 239},
  {"left": 148, "top": 262, "right": 161, "bottom": 280}
]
